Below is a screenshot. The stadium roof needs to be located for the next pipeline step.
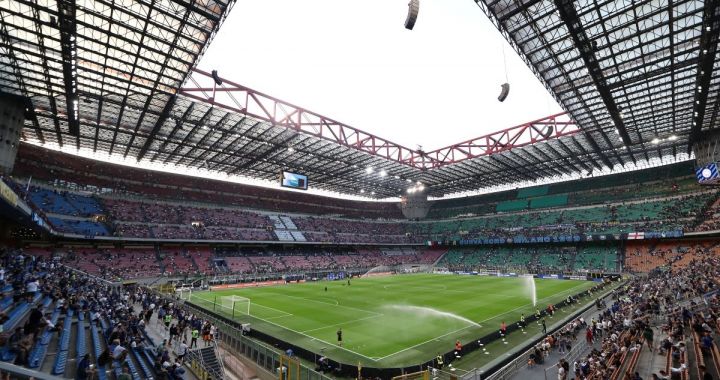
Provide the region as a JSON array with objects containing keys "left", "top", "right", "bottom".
[{"left": 0, "top": 0, "right": 712, "bottom": 198}]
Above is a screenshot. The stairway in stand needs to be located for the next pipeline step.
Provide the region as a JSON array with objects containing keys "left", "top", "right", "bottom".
[{"left": 195, "top": 346, "right": 225, "bottom": 380}]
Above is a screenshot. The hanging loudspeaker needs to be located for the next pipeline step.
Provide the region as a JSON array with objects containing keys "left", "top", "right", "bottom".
[
  {"left": 498, "top": 82, "right": 510, "bottom": 102},
  {"left": 211, "top": 70, "right": 222, "bottom": 86},
  {"left": 405, "top": 0, "right": 420, "bottom": 30},
  {"left": 543, "top": 125, "right": 554, "bottom": 138}
]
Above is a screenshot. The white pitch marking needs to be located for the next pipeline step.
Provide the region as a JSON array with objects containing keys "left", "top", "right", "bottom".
[
  {"left": 375, "top": 282, "right": 592, "bottom": 361},
  {"left": 300, "top": 314, "right": 385, "bottom": 334}
]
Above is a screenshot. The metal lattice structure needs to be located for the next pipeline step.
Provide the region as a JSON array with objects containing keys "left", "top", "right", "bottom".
[
  {"left": 473, "top": 0, "right": 720, "bottom": 161},
  {"left": 0, "top": 0, "right": 715, "bottom": 198},
  {"left": 0, "top": 0, "right": 236, "bottom": 154}
]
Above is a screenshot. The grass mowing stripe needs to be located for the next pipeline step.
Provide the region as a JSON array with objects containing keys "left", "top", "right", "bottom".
[
  {"left": 349, "top": 281, "right": 595, "bottom": 361},
  {"left": 250, "top": 303, "right": 294, "bottom": 317},
  {"left": 300, "top": 314, "right": 386, "bottom": 333},
  {"left": 276, "top": 294, "right": 383, "bottom": 316},
  {"left": 228, "top": 299, "right": 381, "bottom": 362},
  {"left": 192, "top": 274, "right": 596, "bottom": 367}
]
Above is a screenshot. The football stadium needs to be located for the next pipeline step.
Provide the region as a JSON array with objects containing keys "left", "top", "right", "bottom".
[{"left": 0, "top": 0, "right": 720, "bottom": 379}]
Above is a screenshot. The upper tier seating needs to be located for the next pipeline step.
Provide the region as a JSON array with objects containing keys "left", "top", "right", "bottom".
[
  {"left": 438, "top": 245, "right": 618, "bottom": 272},
  {"left": 624, "top": 240, "right": 720, "bottom": 272},
  {"left": 8, "top": 144, "right": 720, "bottom": 245},
  {"left": 13, "top": 144, "right": 403, "bottom": 219}
]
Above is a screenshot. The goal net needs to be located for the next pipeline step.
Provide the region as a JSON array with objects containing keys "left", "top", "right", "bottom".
[
  {"left": 218, "top": 295, "right": 251, "bottom": 316},
  {"left": 177, "top": 288, "right": 193, "bottom": 301}
]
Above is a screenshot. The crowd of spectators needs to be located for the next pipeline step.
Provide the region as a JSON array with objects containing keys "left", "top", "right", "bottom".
[
  {"left": 12, "top": 144, "right": 402, "bottom": 219},
  {"left": 522, "top": 248, "right": 720, "bottom": 379},
  {"left": 12, "top": 246, "right": 445, "bottom": 281},
  {"left": 0, "top": 246, "right": 225, "bottom": 379}
]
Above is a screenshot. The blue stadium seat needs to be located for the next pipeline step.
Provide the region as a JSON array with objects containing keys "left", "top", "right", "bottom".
[
  {"left": 141, "top": 328, "right": 155, "bottom": 347},
  {"left": 0, "top": 347, "right": 16, "bottom": 362},
  {"left": 2, "top": 302, "right": 29, "bottom": 331},
  {"left": 76, "top": 313, "right": 86, "bottom": 359},
  {"left": 52, "top": 351, "right": 68, "bottom": 375},
  {"left": 124, "top": 356, "right": 142, "bottom": 380},
  {"left": 28, "top": 343, "right": 47, "bottom": 369},
  {"left": 132, "top": 348, "right": 155, "bottom": 380},
  {"left": 113, "top": 359, "right": 141, "bottom": 380},
  {"left": 50, "top": 308, "right": 74, "bottom": 374},
  {"left": 99, "top": 317, "right": 109, "bottom": 332},
  {"left": 58, "top": 311, "right": 73, "bottom": 351},
  {"left": 28, "top": 308, "right": 63, "bottom": 369},
  {"left": 90, "top": 323, "right": 109, "bottom": 380},
  {"left": 0, "top": 296, "right": 13, "bottom": 312},
  {"left": 142, "top": 348, "right": 156, "bottom": 368}
]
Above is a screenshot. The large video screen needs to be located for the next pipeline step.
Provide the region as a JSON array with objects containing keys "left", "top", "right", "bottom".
[{"left": 280, "top": 171, "right": 308, "bottom": 190}]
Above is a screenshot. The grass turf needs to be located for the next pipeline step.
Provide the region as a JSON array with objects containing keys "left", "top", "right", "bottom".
[{"left": 188, "top": 274, "right": 595, "bottom": 368}]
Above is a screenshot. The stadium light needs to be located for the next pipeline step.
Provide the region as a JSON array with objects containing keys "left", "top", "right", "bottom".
[
  {"left": 394, "top": 175, "right": 400, "bottom": 179},
  {"left": 651, "top": 137, "right": 660, "bottom": 145},
  {"left": 407, "top": 188, "right": 415, "bottom": 194},
  {"left": 365, "top": 167, "right": 374, "bottom": 174},
  {"left": 371, "top": 191, "right": 376, "bottom": 195},
  {"left": 379, "top": 170, "right": 387, "bottom": 177},
  {"left": 669, "top": 135, "right": 677, "bottom": 141},
  {"left": 418, "top": 185, "right": 425, "bottom": 191},
  {"left": 360, "top": 189, "right": 365, "bottom": 193},
  {"left": 406, "top": 179, "right": 412, "bottom": 183},
  {"left": 287, "top": 146, "right": 295, "bottom": 153}
]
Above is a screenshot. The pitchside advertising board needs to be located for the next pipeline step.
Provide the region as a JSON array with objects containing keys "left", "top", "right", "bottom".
[{"left": 697, "top": 162, "right": 720, "bottom": 184}]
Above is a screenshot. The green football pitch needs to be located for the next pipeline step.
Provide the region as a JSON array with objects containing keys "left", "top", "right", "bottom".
[{"left": 188, "top": 274, "right": 596, "bottom": 368}]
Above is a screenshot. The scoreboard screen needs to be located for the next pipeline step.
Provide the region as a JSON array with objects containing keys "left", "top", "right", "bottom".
[{"left": 280, "top": 171, "right": 308, "bottom": 190}]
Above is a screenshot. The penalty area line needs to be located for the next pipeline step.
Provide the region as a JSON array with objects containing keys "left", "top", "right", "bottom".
[
  {"left": 279, "top": 294, "right": 382, "bottom": 316},
  {"left": 300, "top": 314, "right": 385, "bottom": 334},
  {"left": 375, "top": 282, "right": 594, "bottom": 361},
  {"left": 249, "top": 312, "right": 380, "bottom": 362}
]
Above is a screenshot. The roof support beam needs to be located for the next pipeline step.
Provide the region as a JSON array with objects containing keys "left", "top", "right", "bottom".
[
  {"left": 150, "top": 103, "right": 195, "bottom": 162},
  {"left": 0, "top": 11, "right": 47, "bottom": 144},
  {"left": 177, "top": 113, "right": 232, "bottom": 166},
  {"left": 688, "top": 0, "right": 720, "bottom": 151},
  {"left": 553, "top": 0, "right": 632, "bottom": 147},
  {"left": 489, "top": 0, "right": 544, "bottom": 23},
  {"left": 56, "top": 0, "right": 79, "bottom": 139},
  {"left": 162, "top": 106, "right": 214, "bottom": 164},
  {"left": 137, "top": 95, "right": 177, "bottom": 161}
]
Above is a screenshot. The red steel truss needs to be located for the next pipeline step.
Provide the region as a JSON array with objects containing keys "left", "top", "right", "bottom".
[
  {"left": 179, "top": 68, "right": 579, "bottom": 169},
  {"left": 419, "top": 112, "right": 579, "bottom": 168}
]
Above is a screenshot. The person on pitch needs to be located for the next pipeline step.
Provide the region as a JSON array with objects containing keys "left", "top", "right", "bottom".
[
  {"left": 337, "top": 328, "right": 343, "bottom": 347},
  {"left": 435, "top": 353, "right": 444, "bottom": 370}
]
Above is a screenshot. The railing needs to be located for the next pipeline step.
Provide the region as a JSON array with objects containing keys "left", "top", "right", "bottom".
[
  {"left": 214, "top": 330, "right": 228, "bottom": 380},
  {"left": 0, "top": 361, "right": 67, "bottom": 380},
  {"left": 189, "top": 306, "right": 334, "bottom": 380},
  {"left": 481, "top": 282, "right": 622, "bottom": 380},
  {"left": 186, "top": 348, "right": 215, "bottom": 380},
  {"left": 149, "top": 286, "right": 332, "bottom": 380},
  {"left": 542, "top": 337, "right": 592, "bottom": 380}
]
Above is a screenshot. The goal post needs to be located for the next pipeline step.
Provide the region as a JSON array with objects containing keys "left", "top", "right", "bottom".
[
  {"left": 218, "top": 295, "right": 251, "bottom": 318},
  {"left": 177, "top": 288, "right": 193, "bottom": 301}
]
